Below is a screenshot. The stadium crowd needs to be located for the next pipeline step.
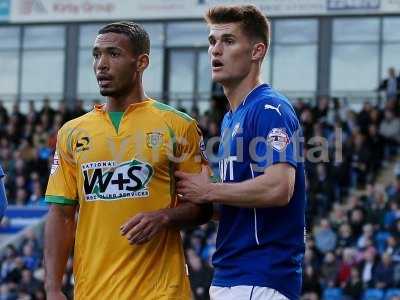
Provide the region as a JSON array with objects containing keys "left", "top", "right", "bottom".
[{"left": 0, "top": 91, "right": 399, "bottom": 299}]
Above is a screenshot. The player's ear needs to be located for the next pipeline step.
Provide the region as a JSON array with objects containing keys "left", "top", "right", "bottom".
[
  {"left": 251, "top": 42, "right": 266, "bottom": 62},
  {"left": 136, "top": 54, "right": 149, "bottom": 72}
]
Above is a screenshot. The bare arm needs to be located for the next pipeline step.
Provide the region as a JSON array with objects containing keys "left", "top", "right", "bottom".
[
  {"left": 164, "top": 201, "right": 213, "bottom": 228},
  {"left": 176, "top": 163, "right": 296, "bottom": 208},
  {"left": 44, "top": 204, "right": 77, "bottom": 294},
  {"left": 120, "top": 201, "right": 212, "bottom": 245}
]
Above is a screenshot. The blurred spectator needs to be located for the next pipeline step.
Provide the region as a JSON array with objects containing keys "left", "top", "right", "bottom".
[
  {"left": 349, "top": 208, "right": 366, "bottom": 239},
  {"left": 0, "top": 100, "right": 9, "bottom": 125},
  {"left": 391, "top": 219, "right": 400, "bottom": 242},
  {"left": 204, "top": 95, "right": 227, "bottom": 127},
  {"left": 0, "top": 283, "right": 16, "bottom": 300},
  {"left": 1, "top": 245, "right": 18, "bottom": 280},
  {"left": 343, "top": 267, "right": 363, "bottom": 300},
  {"left": 4, "top": 256, "right": 25, "bottom": 284},
  {"left": 386, "top": 236, "right": 400, "bottom": 261},
  {"left": 302, "top": 265, "right": 322, "bottom": 299},
  {"left": 345, "top": 110, "right": 358, "bottom": 134},
  {"left": 57, "top": 101, "right": 71, "bottom": 125},
  {"left": 313, "top": 96, "right": 329, "bottom": 122},
  {"left": 309, "top": 163, "right": 335, "bottom": 217},
  {"left": 337, "top": 248, "right": 356, "bottom": 286},
  {"left": 300, "top": 107, "right": 314, "bottom": 142},
  {"left": 304, "top": 240, "right": 320, "bottom": 271},
  {"left": 360, "top": 247, "right": 378, "bottom": 288},
  {"left": 71, "top": 99, "right": 87, "bottom": 119},
  {"left": 357, "top": 101, "right": 372, "bottom": 135},
  {"left": 367, "top": 185, "right": 388, "bottom": 228},
  {"left": 367, "top": 124, "right": 385, "bottom": 172},
  {"left": 19, "top": 268, "right": 41, "bottom": 295},
  {"left": 378, "top": 67, "right": 400, "bottom": 102},
  {"left": 315, "top": 219, "right": 337, "bottom": 253},
  {"left": 293, "top": 98, "right": 307, "bottom": 118},
  {"left": 39, "top": 98, "right": 56, "bottom": 125},
  {"left": 21, "top": 244, "right": 39, "bottom": 271},
  {"left": 379, "top": 109, "right": 400, "bottom": 157},
  {"left": 20, "top": 228, "right": 41, "bottom": 256},
  {"left": 350, "top": 133, "right": 371, "bottom": 188},
  {"left": 387, "top": 175, "right": 400, "bottom": 203},
  {"left": 321, "top": 251, "right": 339, "bottom": 287},
  {"left": 357, "top": 224, "right": 374, "bottom": 249},
  {"left": 15, "top": 189, "right": 28, "bottom": 206},
  {"left": 373, "top": 252, "right": 395, "bottom": 288},
  {"left": 337, "top": 223, "right": 355, "bottom": 249}
]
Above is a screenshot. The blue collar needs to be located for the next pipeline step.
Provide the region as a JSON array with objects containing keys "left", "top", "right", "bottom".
[
  {"left": 227, "top": 83, "right": 269, "bottom": 118},
  {"left": 241, "top": 83, "right": 269, "bottom": 107}
]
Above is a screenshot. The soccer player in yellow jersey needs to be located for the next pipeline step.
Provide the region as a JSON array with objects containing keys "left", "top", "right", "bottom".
[{"left": 44, "top": 21, "right": 212, "bottom": 300}]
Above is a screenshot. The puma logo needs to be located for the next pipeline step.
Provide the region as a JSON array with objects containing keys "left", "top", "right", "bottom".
[{"left": 264, "top": 104, "right": 282, "bottom": 116}]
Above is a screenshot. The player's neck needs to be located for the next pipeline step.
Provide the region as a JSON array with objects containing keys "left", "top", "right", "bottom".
[
  {"left": 106, "top": 87, "right": 148, "bottom": 112},
  {"left": 223, "top": 75, "right": 262, "bottom": 112}
]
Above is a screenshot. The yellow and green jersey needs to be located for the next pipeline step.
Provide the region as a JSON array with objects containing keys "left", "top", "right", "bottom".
[{"left": 46, "top": 99, "right": 207, "bottom": 300}]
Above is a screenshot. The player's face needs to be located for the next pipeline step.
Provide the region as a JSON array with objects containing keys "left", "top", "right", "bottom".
[
  {"left": 208, "top": 23, "right": 253, "bottom": 85},
  {"left": 93, "top": 32, "right": 138, "bottom": 97}
]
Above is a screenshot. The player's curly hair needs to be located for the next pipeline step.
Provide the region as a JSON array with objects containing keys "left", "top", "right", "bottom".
[
  {"left": 98, "top": 21, "right": 150, "bottom": 56},
  {"left": 205, "top": 4, "right": 270, "bottom": 52}
]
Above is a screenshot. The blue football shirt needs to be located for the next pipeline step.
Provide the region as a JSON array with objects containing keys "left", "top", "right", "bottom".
[{"left": 212, "top": 84, "right": 306, "bottom": 300}]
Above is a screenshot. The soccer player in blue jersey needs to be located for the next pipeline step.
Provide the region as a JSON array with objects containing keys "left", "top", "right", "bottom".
[
  {"left": 175, "top": 4, "right": 306, "bottom": 300},
  {"left": 0, "top": 164, "right": 7, "bottom": 221}
]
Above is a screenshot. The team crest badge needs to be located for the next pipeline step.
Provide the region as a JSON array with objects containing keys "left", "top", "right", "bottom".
[
  {"left": 267, "top": 128, "right": 290, "bottom": 152},
  {"left": 146, "top": 132, "right": 163, "bottom": 149}
]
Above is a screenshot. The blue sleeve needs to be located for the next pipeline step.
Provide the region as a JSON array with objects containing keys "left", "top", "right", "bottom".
[
  {"left": 0, "top": 166, "right": 7, "bottom": 218},
  {"left": 247, "top": 100, "right": 302, "bottom": 173}
]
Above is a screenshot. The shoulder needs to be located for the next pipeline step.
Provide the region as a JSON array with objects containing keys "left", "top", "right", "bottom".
[
  {"left": 247, "top": 88, "right": 298, "bottom": 125},
  {"left": 0, "top": 165, "right": 3, "bottom": 177},
  {"left": 150, "top": 100, "right": 197, "bottom": 132},
  {"left": 150, "top": 100, "right": 194, "bottom": 123},
  {"left": 57, "top": 111, "right": 97, "bottom": 143},
  {"left": 60, "top": 111, "right": 96, "bottom": 132}
]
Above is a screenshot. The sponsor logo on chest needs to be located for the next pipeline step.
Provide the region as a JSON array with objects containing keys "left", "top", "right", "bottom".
[{"left": 81, "top": 159, "right": 153, "bottom": 201}]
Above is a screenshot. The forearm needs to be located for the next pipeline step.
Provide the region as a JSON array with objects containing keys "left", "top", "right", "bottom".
[
  {"left": 163, "top": 202, "right": 212, "bottom": 229},
  {"left": 207, "top": 174, "right": 291, "bottom": 208},
  {"left": 44, "top": 205, "right": 76, "bottom": 292}
]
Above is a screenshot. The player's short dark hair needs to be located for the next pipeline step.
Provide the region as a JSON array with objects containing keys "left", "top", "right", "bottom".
[
  {"left": 98, "top": 21, "right": 150, "bottom": 55},
  {"left": 205, "top": 5, "right": 270, "bottom": 51}
]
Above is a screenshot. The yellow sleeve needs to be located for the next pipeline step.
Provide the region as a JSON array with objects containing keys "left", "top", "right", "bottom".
[
  {"left": 45, "top": 127, "right": 79, "bottom": 205},
  {"left": 175, "top": 120, "right": 208, "bottom": 174}
]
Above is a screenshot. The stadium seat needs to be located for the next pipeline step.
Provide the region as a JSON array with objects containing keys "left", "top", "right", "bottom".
[
  {"left": 323, "top": 287, "right": 343, "bottom": 300},
  {"left": 385, "top": 289, "right": 400, "bottom": 300},
  {"left": 363, "top": 289, "right": 384, "bottom": 300}
]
